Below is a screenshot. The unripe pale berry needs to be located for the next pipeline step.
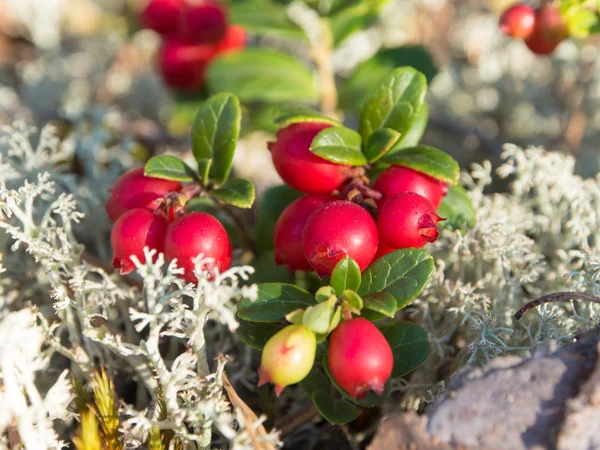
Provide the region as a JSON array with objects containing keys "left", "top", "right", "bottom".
[
  {"left": 216, "top": 25, "right": 246, "bottom": 53},
  {"left": 164, "top": 212, "right": 232, "bottom": 282},
  {"left": 499, "top": 3, "right": 536, "bottom": 39},
  {"left": 269, "top": 122, "right": 351, "bottom": 194},
  {"left": 111, "top": 208, "right": 169, "bottom": 274},
  {"left": 373, "top": 166, "right": 448, "bottom": 209},
  {"left": 105, "top": 167, "right": 182, "bottom": 222},
  {"left": 258, "top": 324, "right": 317, "bottom": 396},
  {"left": 140, "top": 0, "right": 185, "bottom": 36},
  {"left": 328, "top": 318, "right": 393, "bottom": 398},
  {"left": 524, "top": 6, "right": 568, "bottom": 55},
  {"left": 302, "top": 200, "right": 378, "bottom": 277},
  {"left": 183, "top": 0, "right": 228, "bottom": 44},
  {"left": 378, "top": 192, "right": 443, "bottom": 249},
  {"left": 274, "top": 194, "right": 333, "bottom": 271},
  {"left": 159, "top": 39, "right": 218, "bottom": 91}
]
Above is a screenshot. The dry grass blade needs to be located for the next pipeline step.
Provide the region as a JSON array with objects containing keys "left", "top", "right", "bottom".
[
  {"left": 222, "top": 372, "right": 277, "bottom": 450},
  {"left": 73, "top": 411, "right": 102, "bottom": 450},
  {"left": 91, "top": 367, "right": 122, "bottom": 450}
]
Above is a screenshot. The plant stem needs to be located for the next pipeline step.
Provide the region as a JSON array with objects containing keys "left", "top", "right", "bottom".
[
  {"left": 514, "top": 292, "right": 600, "bottom": 320},
  {"left": 311, "top": 32, "right": 339, "bottom": 119}
]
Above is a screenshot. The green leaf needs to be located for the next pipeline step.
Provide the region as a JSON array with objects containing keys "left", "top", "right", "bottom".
[
  {"left": 340, "top": 47, "right": 437, "bottom": 111},
  {"left": 197, "top": 158, "right": 212, "bottom": 186},
  {"left": 362, "top": 292, "right": 397, "bottom": 319},
  {"left": 328, "top": 306, "right": 342, "bottom": 333},
  {"left": 254, "top": 184, "right": 303, "bottom": 252},
  {"left": 191, "top": 93, "right": 241, "bottom": 185},
  {"left": 358, "top": 249, "right": 434, "bottom": 310},
  {"left": 315, "top": 286, "right": 337, "bottom": 303},
  {"left": 379, "top": 321, "right": 430, "bottom": 378},
  {"left": 273, "top": 104, "right": 341, "bottom": 129},
  {"left": 359, "top": 67, "right": 427, "bottom": 142},
  {"left": 311, "top": 391, "right": 359, "bottom": 425},
  {"left": 238, "top": 283, "right": 317, "bottom": 322},
  {"left": 329, "top": 3, "right": 378, "bottom": 45},
  {"left": 330, "top": 257, "right": 361, "bottom": 295},
  {"left": 382, "top": 145, "right": 460, "bottom": 185},
  {"left": 285, "top": 309, "right": 305, "bottom": 324},
  {"left": 207, "top": 49, "right": 318, "bottom": 103},
  {"left": 235, "top": 319, "right": 283, "bottom": 350},
  {"left": 229, "top": 0, "right": 306, "bottom": 39},
  {"left": 211, "top": 178, "right": 255, "bottom": 208},
  {"left": 437, "top": 185, "right": 476, "bottom": 230},
  {"left": 303, "top": 297, "right": 337, "bottom": 334},
  {"left": 309, "top": 126, "right": 366, "bottom": 165},
  {"left": 144, "top": 155, "right": 197, "bottom": 182},
  {"left": 299, "top": 366, "right": 331, "bottom": 398},
  {"left": 342, "top": 290, "right": 363, "bottom": 311},
  {"left": 364, "top": 128, "right": 401, "bottom": 163},
  {"left": 390, "top": 102, "right": 428, "bottom": 153},
  {"left": 565, "top": 7, "right": 598, "bottom": 38}
]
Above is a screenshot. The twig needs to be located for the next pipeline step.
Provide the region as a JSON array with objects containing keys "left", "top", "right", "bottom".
[
  {"left": 275, "top": 405, "right": 320, "bottom": 438},
  {"left": 514, "top": 292, "right": 600, "bottom": 320},
  {"left": 311, "top": 40, "right": 338, "bottom": 119}
]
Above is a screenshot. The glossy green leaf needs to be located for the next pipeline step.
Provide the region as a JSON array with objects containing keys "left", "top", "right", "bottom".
[
  {"left": 364, "top": 128, "right": 401, "bottom": 163},
  {"left": 437, "top": 185, "right": 476, "bottom": 230},
  {"left": 191, "top": 93, "right": 241, "bottom": 185},
  {"left": 359, "top": 67, "right": 427, "bottom": 142},
  {"left": 330, "top": 257, "right": 361, "bottom": 295},
  {"left": 229, "top": 1, "right": 305, "bottom": 39},
  {"left": 379, "top": 321, "right": 430, "bottom": 378},
  {"left": 309, "top": 126, "right": 366, "bottom": 165},
  {"left": 358, "top": 249, "right": 434, "bottom": 310},
  {"left": 342, "top": 290, "right": 363, "bottom": 311},
  {"left": 390, "top": 102, "right": 428, "bottom": 153},
  {"left": 273, "top": 104, "right": 341, "bottom": 129},
  {"left": 211, "top": 178, "right": 255, "bottom": 208},
  {"left": 235, "top": 319, "right": 284, "bottom": 350},
  {"left": 299, "top": 366, "right": 331, "bottom": 399},
  {"left": 144, "top": 155, "right": 197, "bottom": 182},
  {"left": 238, "top": 283, "right": 316, "bottom": 322},
  {"left": 315, "top": 286, "right": 337, "bottom": 303},
  {"left": 312, "top": 391, "right": 359, "bottom": 425},
  {"left": 362, "top": 292, "right": 397, "bottom": 318},
  {"left": 207, "top": 49, "right": 318, "bottom": 103},
  {"left": 382, "top": 145, "right": 460, "bottom": 185},
  {"left": 303, "top": 297, "right": 337, "bottom": 334},
  {"left": 197, "top": 158, "right": 212, "bottom": 186}
]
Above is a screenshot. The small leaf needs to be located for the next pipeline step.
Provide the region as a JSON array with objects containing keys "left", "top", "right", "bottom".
[
  {"left": 274, "top": 104, "right": 341, "bottom": 129},
  {"left": 364, "top": 128, "right": 401, "bottom": 163},
  {"left": 144, "top": 155, "right": 197, "bottom": 182},
  {"left": 358, "top": 249, "right": 434, "bottom": 310},
  {"left": 238, "top": 283, "right": 317, "bottom": 322},
  {"left": 342, "top": 290, "right": 363, "bottom": 311},
  {"left": 311, "top": 391, "right": 359, "bottom": 425},
  {"left": 254, "top": 185, "right": 303, "bottom": 252},
  {"left": 382, "top": 145, "right": 460, "bottom": 185},
  {"left": 285, "top": 309, "right": 305, "bottom": 325},
  {"left": 229, "top": 0, "right": 305, "bottom": 39},
  {"left": 235, "top": 319, "right": 284, "bottom": 350},
  {"left": 197, "top": 158, "right": 212, "bottom": 186},
  {"left": 309, "top": 126, "right": 366, "bottom": 165},
  {"left": 316, "top": 286, "right": 337, "bottom": 303},
  {"left": 191, "top": 93, "right": 241, "bottom": 185},
  {"left": 330, "top": 257, "right": 361, "bottom": 295},
  {"left": 303, "top": 297, "right": 337, "bottom": 334},
  {"left": 327, "top": 306, "right": 342, "bottom": 333},
  {"left": 211, "top": 178, "right": 255, "bottom": 208},
  {"left": 379, "top": 321, "right": 430, "bottom": 378},
  {"left": 389, "top": 102, "right": 428, "bottom": 153},
  {"left": 437, "top": 185, "right": 476, "bottom": 230},
  {"left": 299, "top": 367, "right": 331, "bottom": 398},
  {"left": 362, "top": 292, "right": 397, "bottom": 319}
]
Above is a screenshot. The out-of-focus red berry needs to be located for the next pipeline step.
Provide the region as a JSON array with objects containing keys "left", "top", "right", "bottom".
[
  {"left": 140, "top": 0, "right": 185, "bottom": 36},
  {"left": 183, "top": 0, "right": 228, "bottom": 44},
  {"left": 524, "top": 6, "right": 568, "bottom": 55},
  {"left": 216, "top": 25, "right": 246, "bottom": 53},
  {"left": 158, "top": 39, "right": 218, "bottom": 91},
  {"left": 499, "top": 3, "right": 536, "bottom": 39},
  {"left": 374, "top": 241, "right": 396, "bottom": 260},
  {"left": 374, "top": 166, "right": 448, "bottom": 209}
]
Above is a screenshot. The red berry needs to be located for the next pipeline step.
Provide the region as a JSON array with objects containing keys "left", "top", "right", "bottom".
[
  {"left": 111, "top": 208, "right": 169, "bottom": 274},
  {"left": 216, "top": 25, "right": 246, "bottom": 54},
  {"left": 375, "top": 240, "right": 396, "bottom": 260},
  {"left": 164, "top": 212, "right": 232, "bottom": 282},
  {"left": 158, "top": 39, "right": 218, "bottom": 91},
  {"left": 183, "top": 0, "right": 228, "bottom": 44},
  {"left": 374, "top": 166, "right": 448, "bottom": 210},
  {"left": 105, "top": 167, "right": 182, "bottom": 222},
  {"left": 274, "top": 194, "right": 332, "bottom": 271},
  {"left": 378, "top": 192, "right": 443, "bottom": 249},
  {"left": 302, "top": 201, "right": 378, "bottom": 277},
  {"left": 328, "top": 318, "right": 393, "bottom": 398},
  {"left": 499, "top": 3, "right": 536, "bottom": 38},
  {"left": 524, "top": 6, "right": 568, "bottom": 55},
  {"left": 140, "top": 0, "right": 185, "bottom": 36},
  {"left": 269, "top": 122, "right": 351, "bottom": 194}
]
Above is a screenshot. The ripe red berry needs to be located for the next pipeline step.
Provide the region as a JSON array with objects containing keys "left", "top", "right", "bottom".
[
  {"left": 258, "top": 324, "right": 317, "bottom": 396},
  {"left": 375, "top": 240, "right": 396, "bottom": 260},
  {"left": 499, "top": 3, "right": 536, "bottom": 38},
  {"left": 216, "top": 25, "right": 246, "bottom": 53},
  {"left": 373, "top": 166, "right": 448, "bottom": 210},
  {"left": 164, "top": 212, "right": 232, "bottom": 282},
  {"left": 158, "top": 39, "right": 218, "bottom": 91},
  {"left": 302, "top": 201, "right": 378, "bottom": 277},
  {"left": 328, "top": 318, "right": 393, "bottom": 398},
  {"left": 183, "top": 0, "right": 228, "bottom": 44},
  {"left": 378, "top": 192, "right": 443, "bottom": 249},
  {"left": 274, "top": 194, "right": 333, "bottom": 271},
  {"left": 524, "top": 6, "right": 568, "bottom": 55},
  {"left": 269, "top": 122, "right": 351, "bottom": 194},
  {"left": 105, "top": 167, "right": 182, "bottom": 222},
  {"left": 111, "top": 208, "right": 169, "bottom": 274},
  {"left": 140, "top": 0, "right": 185, "bottom": 36}
]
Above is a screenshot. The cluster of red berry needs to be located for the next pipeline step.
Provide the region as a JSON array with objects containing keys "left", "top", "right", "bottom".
[
  {"left": 140, "top": 0, "right": 245, "bottom": 91},
  {"left": 107, "top": 167, "right": 232, "bottom": 282},
  {"left": 499, "top": 3, "right": 568, "bottom": 54},
  {"left": 271, "top": 121, "right": 447, "bottom": 278}
]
